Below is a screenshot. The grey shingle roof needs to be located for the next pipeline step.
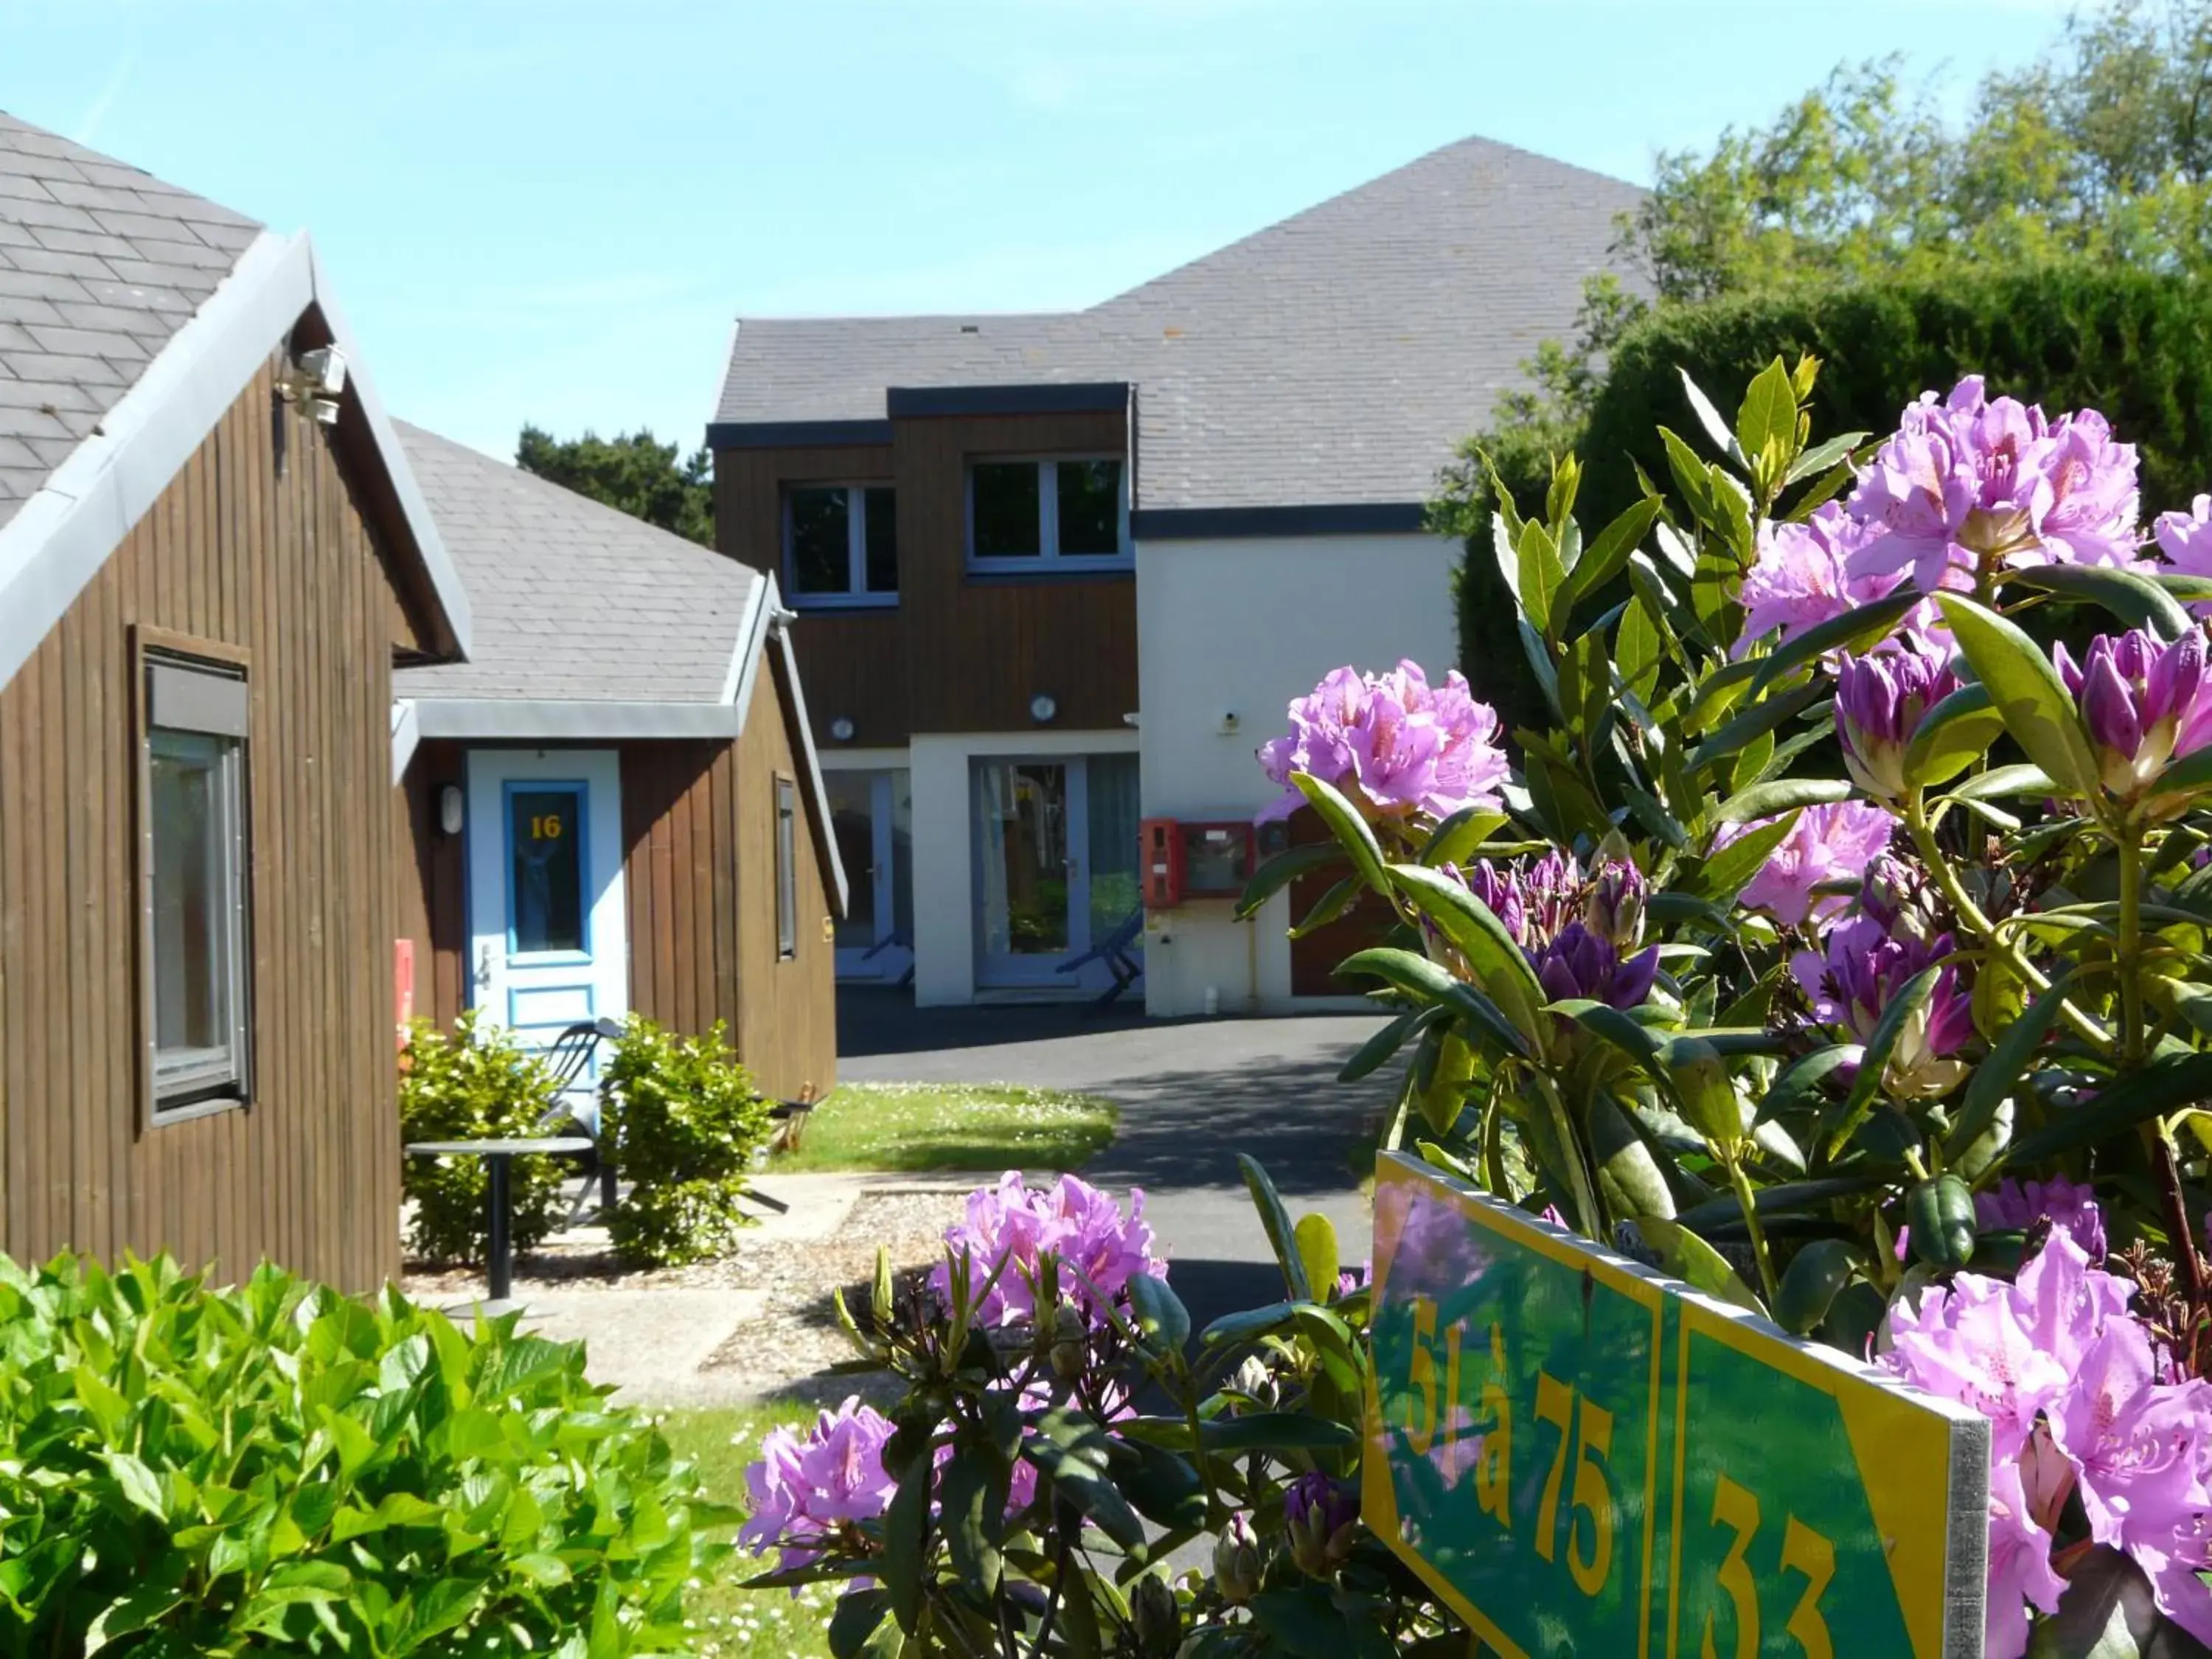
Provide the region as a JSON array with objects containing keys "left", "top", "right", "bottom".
[
  {"left": 390, "top": 421, "right": 761, "bottom": 704},
  {"left": 0, "top": 111, "right": 263, "bottom": 532},
  {"left": 714, "top": 136, "right": 1646, "bottom": 514}
]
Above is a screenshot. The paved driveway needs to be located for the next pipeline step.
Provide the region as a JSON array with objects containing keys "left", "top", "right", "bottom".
[{"left": 838, "top": 988, "right": 1394, "bottom": 1335}]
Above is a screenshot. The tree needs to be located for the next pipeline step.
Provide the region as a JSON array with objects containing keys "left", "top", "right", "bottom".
[
  {"left": 1436, "top": 0, "right": 2212, "bottom": 703},
  {"left": 515, "top": 425, "right": 715, "bottom": 546}
]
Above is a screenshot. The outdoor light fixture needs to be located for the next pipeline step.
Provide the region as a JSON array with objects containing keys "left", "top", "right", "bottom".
[
  {"left": 438, "top": 784, "right": 464, "bottom": 837},
  {"left": 830, "top": 716, "right": 856, "bottom": 742},
  {"left": 276, "top": 343, "right": 347, "bottom": 427},
  {"left": 1030, "top": 694, "right": 1058, "bottom": 724}
]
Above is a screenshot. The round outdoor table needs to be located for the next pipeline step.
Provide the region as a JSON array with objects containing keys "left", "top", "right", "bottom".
[{"left": 404, "top": 1138, "right": 591, "bottom": 1310}]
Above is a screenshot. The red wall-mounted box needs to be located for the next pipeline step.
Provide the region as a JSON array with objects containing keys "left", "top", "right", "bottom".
[{"left": 1140, "top": 818, "right": 1256, "bottom": 907}]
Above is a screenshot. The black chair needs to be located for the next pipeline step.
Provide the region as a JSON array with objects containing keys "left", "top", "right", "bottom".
[
  {"left": 1055, "top": 910, "right": 1144, "bottom": 1006},
  {"left": 533, "top": 1017, "right": 625, "bottom": 1225}
]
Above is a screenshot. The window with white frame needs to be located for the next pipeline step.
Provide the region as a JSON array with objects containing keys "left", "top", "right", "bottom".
[
  {"left": 785, "top": 484, "right": 897, "bottom": 605},
  {"left": 144, "top": 653, "right": 251, "bottom": 1112},
  {"left": 967, "top": 457, "right": 1128, "bottom": 568},
  {"left": 775, "top": 775, "right": 799, "bottom": 960}
]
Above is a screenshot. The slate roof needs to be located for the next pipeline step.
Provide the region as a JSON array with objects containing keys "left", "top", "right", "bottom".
[
  {"left": 0, "top": 111, "right": 263, "bottom": 532},
  {"left": 391, "top": 421, "right": 761, "bottom": 704},
  {"left": 714, "top": 136, "right": 1646, "bottom": 515}
]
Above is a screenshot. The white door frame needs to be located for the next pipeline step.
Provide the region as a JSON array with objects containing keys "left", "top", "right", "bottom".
[{"left": 465, "top": 748, "right": 627, "bottom": 1099}]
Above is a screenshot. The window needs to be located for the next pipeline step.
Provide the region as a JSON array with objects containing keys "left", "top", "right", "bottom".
[
  {"left": 145, "top": 654, "right": 250, "bottom": 1110},
  {"left": 785, "top": 484, "right": 897, "bottom": 606},
  {"left": 508, "top": 784, "right": 585, "bottom": 954},
  {"left": 775, "top": 775, "right": 799, "bottom": 960},
  {"left": 967, "top": 458, "right": 1128, "bottom": 568}
]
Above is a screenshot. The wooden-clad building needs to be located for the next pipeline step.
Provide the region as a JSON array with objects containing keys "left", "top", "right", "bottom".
[
  {"left": 0, "top": 114, "right": 473, "bottom": 1290},
  {"left": 390, "top": 424, "right": 845, "bottom": 1109}
]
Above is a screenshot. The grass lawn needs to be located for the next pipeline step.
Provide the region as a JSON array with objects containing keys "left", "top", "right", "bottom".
[
  {"left": 661, "top": 1403, "right": 837, "bottom": 1659},
  {"left": 770, "top": 1081, "right": 1117, "bottom": 1175}
]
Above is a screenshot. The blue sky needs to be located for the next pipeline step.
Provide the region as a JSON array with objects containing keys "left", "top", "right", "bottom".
[{"left": 4, "top": 1, "right": 2071, "bottom": 462}]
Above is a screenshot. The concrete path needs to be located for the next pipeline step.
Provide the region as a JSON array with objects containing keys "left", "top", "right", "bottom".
[{"left": 838, "top": 988, "right": 1396, "bottom": 1338}]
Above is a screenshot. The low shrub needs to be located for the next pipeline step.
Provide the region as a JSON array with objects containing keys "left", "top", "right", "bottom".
[
  {"left": 397, "top": 1012, "right": 568, "bottom": 1265},
  {"left": 0, "top": 1251, "right": 728, "bottom": 1655},
  {"left": 602, "top": 1018, "right": 773, "bottom": 1267}
]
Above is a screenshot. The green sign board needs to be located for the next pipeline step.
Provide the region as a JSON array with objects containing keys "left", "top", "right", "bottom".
[{"left": 1364, "top": 1154, "right": 1989, "bottom": 1659}]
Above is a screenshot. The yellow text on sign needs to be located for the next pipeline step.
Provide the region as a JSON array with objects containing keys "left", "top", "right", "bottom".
[{"left": 531, "top": 813, "right": 564, "bottom": 841}]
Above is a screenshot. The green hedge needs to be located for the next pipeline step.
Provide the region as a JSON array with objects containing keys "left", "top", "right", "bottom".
[
  {"left": 1456, "top": 265, "right": 2212, "bottom": 722},
  {"left": 0, "top": 1252, "right": 725, "bottom": 1654}
]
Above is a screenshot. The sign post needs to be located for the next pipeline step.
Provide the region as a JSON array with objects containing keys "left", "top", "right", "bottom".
[{"left": 1364, "top": 1152, "right": 1989, "bottom": 1659}]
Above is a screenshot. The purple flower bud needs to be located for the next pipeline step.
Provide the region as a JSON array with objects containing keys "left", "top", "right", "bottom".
[
  {"left": 1834, "top": 650, "right": 1960, "bottom": 800},
  {"left": 1532, "top": 922, "right": 1660, "bottom": 1011},
  {"left": 1583, "top": 858, "right": 1647, "bottom": 951},
  {"left": 1791, "top": 917, "right": 1973, "bottom": 1097},
  {"left": 1283, "top": 1473, "right": 1359, "bottom": 1576},
  {"left": 1212, "top": 1513, "right": 1264, "bottom": 1604},
  {"left": 2063, "top": 626, "right": 2212, "bottom": 803}
]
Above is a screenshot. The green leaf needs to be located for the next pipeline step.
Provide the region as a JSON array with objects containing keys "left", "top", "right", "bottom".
[
  {"left": 1677, "top": 372, "right": 1745, "bottom": 464},
  {"left": 1333, "top": 947, "right": 1531, "bottom": 1060},
  {"left": 1560, "top": 495, "right": 1663, "bottom": 616},
  {"left": 1385, "top": 863, "right": 1545, "bottom": 1034},
  {"left": 1636, "top": 1217, "right": 1762, "bottom": 1312},
  {"left": 828, "top": 1590, "right": 892, "bottom": 1659},
  {"left": 101, "top": 1453, "right": 166, "bottom": 1522},
  {"left": 1666, "top": 1039, "right": 1745, "bottom": 1152},
  {"left": 1826, "top": 964, "right": 1944, "bottom": 1158},
  {"left": 1239, "top": 1155, "right": 1313, "bottom": 1304},
  {"left": 1688, "top": 682, "right": 1827, "bottom": 773},
  {"left": 1734, "top": 357, "right": 1800, "bottom": 477},
  {"left": 1198, "top": 1413, "right": 1359, "bottom": 1453},
  {"left": 2008, "top": 1054, "right": 2212, "bottom": 1163},
  {"left": 1618, "top": 596, "right": 1664, "bottom": 702},
  {"left": 1711, "top": 776, "right": 1854, "bottom": 826},
  {"left": 1024, "top": 1410, "right": 1148, "bottom": 1553},
  {"left": 1235, "top": 843, "right": 1341, "bottom": 920},
  {"left": 1685, "top": 815, "right": 1798, "bottom": 905},
  {"left": 1773, "top": 1239, "right": 1857, "bottom": 1335},
  {"left": 1676, "top": 1175, "right": 1889, "bottom": 1229},
  {"left": 1336, "top": 1005, "right": 1447, "bottom": 1082},
  {"left": 1784, "top": 431, "right": 1869, "bottom": 487},
  {"left": 1935, "top": 594, "right": 2099, "bottom": 801},
  {"left": 1944, "top": 970, "right": 2078, "bottom": 1161},
  {"left": 1903, "top": 682, "right": 2006, "bottom": 790},
  {"left": 1753, "top": 1044, "right": 1861, "bottom": 1127},
  {"left": 1293, "top": 1214, "right": 1340, "bottom": 1304},
  {"left": 936, "top": 1443, "right": 1006, "bottom": 1598},
  {"left": 2012, "top": 564, "right": 2194, "bottom": 640},
  {"left": 1289, "top": 874, "right": 1363, "bottom": 939},
  {"left": 1745, "top": 591, "right": 1921, "bottom": 697},
  {"left": 2026, "top": 1545, "right": 2157, "bottom": 1659},
  {"left": 1110, "top": 1436, "right": 1206, "bottom": 1531},
  {"left": 1421, "top": 807, "right": 1507, "bottom": 869},
  {"left": 880, "top": 1447, "right": 932, "bottom": 1632},
  {"left": 1947, "top": 763, "right": 2057, "bottom": 801},
  {"left": 1517, "top": 519, "right": 1568, "bottom": 638},
  {"left": 1292, "top": 773, "right": 1391, "bottom": 900},
  {"left": 1126, "top": 1272, "right": 1191, "bottom": 1356}
]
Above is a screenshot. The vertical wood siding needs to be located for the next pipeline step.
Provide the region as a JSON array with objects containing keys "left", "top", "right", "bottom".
[
  {"left": 394, "top": 664, "right": 838, "bottom": 1102},
  {"left": 0, "top": 359, "right": 406, "bottom": 1292},
  {"left": 715, "top": 411, "right": 1138, "bottom": 747}
]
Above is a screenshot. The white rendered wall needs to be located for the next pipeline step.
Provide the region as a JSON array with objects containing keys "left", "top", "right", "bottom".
[
  {"left": 908, "top": 728, "right": 1140, "bottom": 1007},
  {"left": 1134, "top": 531, "right": 1463, "bottom": 1017}
]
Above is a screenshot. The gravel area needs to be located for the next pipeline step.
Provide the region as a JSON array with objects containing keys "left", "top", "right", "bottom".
[{"left": 398, "top": 1188, "right": 965, "bottom": 1405}]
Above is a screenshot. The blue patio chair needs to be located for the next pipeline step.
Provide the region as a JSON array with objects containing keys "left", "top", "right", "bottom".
[{"left": 1057, "top": 910, "right": 1144, "bottom": 1007}]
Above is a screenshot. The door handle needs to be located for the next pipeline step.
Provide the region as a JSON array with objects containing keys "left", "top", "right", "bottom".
[{"left": 475, "top": 945, "right": 493, "bottom": 988}]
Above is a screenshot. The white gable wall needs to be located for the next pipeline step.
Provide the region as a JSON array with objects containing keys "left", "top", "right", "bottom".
[{"left": 1134, "top": 530, "right": 1463, "bottom": 1016}]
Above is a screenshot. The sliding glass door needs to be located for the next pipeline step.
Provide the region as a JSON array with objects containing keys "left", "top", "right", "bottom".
[{"left": 973, "top": 754, "right": 1141, "bottom": 990}]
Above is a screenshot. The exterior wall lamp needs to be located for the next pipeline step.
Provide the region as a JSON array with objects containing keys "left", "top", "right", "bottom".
[
  {"left": 1029, "top": 693, "right": 1057, "bottom": 724},
  {"left": 438, "top": 784, "right": 464, "bottom": 837},
  {"left": 829, "top": 717, "right": 856, "bottom": 742}
]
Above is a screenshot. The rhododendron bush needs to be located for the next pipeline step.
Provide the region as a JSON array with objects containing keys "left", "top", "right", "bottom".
[
  {"left": 737, "top": 363, "right": 2212, "bottom": 1659},
  {"left": 1242, "top": 358, "right": 2212, "bottom": 1658}
]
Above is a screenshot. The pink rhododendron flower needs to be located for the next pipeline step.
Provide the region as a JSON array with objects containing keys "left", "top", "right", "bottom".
[
  {"left": 1887, "top": 1229, "right": 2212, "bottom": 1652},
  {"left": 1734, "top": 801, "right": 1897, "bottom": 930},
  {"left": 1736, "top": 503, "right": 1890, "bottom": 655},
  {"left": 1846, "top": 376, "right": 2142, "bottom": 594},
  {"left": 933, "top": 1172, "right": 1166, "bottom": 1328},
  {"left": 740, "top": 1397, "right": 898, "bottom": 1571},
  {"left": 2155, "top": 495, "right": 2212, "bottom": 611},
  {"left": 1977, "top": 1177, "right": 2108, "bottom": 1262},
  {"left": 1256, "top": 661, "right": 1509, "bottom": 824}
]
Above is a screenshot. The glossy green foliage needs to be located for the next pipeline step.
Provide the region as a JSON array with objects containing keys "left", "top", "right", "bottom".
[
  {"left": 601, "top": 1018, "right": 774, "bottom": 1267},
  {"left": 398, "top": 1012, "right": 568, "bottom": 1265},
  {"left": 0, "top": 1252, "right": 726, "bottom": 1656}
]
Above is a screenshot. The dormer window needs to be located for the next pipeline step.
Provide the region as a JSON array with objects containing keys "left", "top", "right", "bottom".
[
  {"left": 967, "top": 458, "right": 1129, "bottom": 570},
  {"left": 785, "top": 484, "right": 897, "bottom": 607}
]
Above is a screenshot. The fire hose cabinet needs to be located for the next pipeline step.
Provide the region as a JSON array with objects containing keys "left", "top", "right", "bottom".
[{"left": 1141, "top": 818, "right": 1256, "bottom": 907}]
